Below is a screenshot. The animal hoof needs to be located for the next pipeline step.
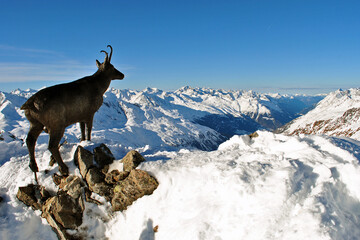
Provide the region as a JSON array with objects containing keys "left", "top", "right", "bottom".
[
  {"left": 29, "top": 161, "right": 39, "bottom": 173},
  {"left": 49, "top": 155, "right": 56, "bottom": 166},
  {"left": 59, "top": 164, "right": 69, "bottom": 176}
]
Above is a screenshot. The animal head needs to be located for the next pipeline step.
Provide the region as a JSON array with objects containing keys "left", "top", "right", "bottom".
[{"left": 96, "top": 45, "right": 125, "bottom": 80}]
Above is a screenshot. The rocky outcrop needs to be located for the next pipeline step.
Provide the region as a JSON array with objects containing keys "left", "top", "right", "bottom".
[
  {"left": 74, "top": 146, "right": 95, "bottom": 179},
  {"left": 17, "top": 178, "right": 84, "bottom": 240},
  {"left": 285, "top": 107, "right": 360, "bottom": 139},
  {"left": 42, "top": 191, "right": 83, "bottom": 229},
  {"left": 121, "top": 150, "right": 146, "bottom": 172},
  {"left": 112, "top": 169, "right": 159, "bottom": 211},
  {"left": 17, "top": 143, "right": 158, "bottom": 239},
  {"left": 17, "top": 184, "right": 51, "bottom": 210}
]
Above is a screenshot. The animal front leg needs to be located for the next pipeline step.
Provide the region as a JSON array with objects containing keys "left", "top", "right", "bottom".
[
  {"left": 48, "top": 129, "right": 69, "bottom": 176},
  {"left": 80, "top": 122, "right": 86, "bottom": 141}
]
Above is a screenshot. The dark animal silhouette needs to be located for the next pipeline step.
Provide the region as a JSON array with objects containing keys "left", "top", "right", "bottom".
[{"left": 21, "top": 45, "right": 124, "bottom": 176}]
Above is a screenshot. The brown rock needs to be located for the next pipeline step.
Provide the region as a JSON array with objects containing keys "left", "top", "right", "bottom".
[
  {"left": 94, "top": 143, "right": 115, "bottom": 169},
  {"left": 42, "top": 191, "right": 83, "bottom": 229},
  {"left": 85, "top": 168, "right": 112, "bottom": 200},
  {"left": 17, "top": 184, "right": 51, "bottom": 210},
  {"left": 41, "top": 210, "right": 71, "bottom": 240},
  {"left": 121, "top": 150, "right": 146, "bottom": 172},
  {"left": 59, "top": 175, "right": 84, "bottom": 199},
  {"left": 111, "top": 169, "right": 158, "bottom": 211},
  {"left": 249, "top": 131, "right": 259, "bottom": 139},
  {"left": 74, "top": 146, "right": 94, "bottom": 179},
  {"left": 105, "top": 169, "right": 129, "bottom": 184}
]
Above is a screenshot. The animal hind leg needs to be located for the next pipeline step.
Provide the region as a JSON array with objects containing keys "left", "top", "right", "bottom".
[
  {"left": 48, "top": 129, "right": 69, "bottom": 176},
  {"left": 80, "top": 122, "right": 86, "bottom": 141},
  {"left": 26, "top": 122, "right": 44, "bottom": 173}
]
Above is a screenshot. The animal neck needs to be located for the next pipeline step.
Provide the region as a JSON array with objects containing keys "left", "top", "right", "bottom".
[{"left": 92, "top": 70, "right": 113, "bottom": 94}]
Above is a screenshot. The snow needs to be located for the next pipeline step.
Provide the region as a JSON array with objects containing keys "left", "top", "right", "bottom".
[
  {"left": 1, "top": 130, "right": 360, "bottom": 239},
  {"left": 1, "top": 87, "right": 359, "bottom": 239}
]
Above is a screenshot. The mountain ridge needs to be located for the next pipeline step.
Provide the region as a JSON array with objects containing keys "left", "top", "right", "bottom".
[
  {"left": 280, "top": 88, "right": 360, "bottom": 140},
  {"left": 1, "top": 86, "right": 323, "bottom": 151}
]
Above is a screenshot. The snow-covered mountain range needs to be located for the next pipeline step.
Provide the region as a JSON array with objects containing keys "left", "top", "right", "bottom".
[
  {"left": 0, "top": 86, "right": 323, "bottom": 152},
  {"left": 1, "top": 86, "right": 360, "bottom": 239},
  {"left": 280, "top": 88, "right": 360, "bottom": 140}
]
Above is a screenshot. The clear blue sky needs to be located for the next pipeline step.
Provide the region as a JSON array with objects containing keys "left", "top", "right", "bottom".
[{"left": 0, "top": 0, "right": 359, "bottom": 94}]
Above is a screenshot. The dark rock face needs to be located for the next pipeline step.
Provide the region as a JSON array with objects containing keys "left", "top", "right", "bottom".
[
  {"left": 112, "top": 169, "right": 159, "bottom": 211},
  {"left": 94, "top": 143, "right": 115, "bottom": 169}
]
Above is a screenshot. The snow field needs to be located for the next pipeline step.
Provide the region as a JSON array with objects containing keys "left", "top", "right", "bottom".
[
  {"left": 104, "top": 132, "right": 360, "bottom": 239},
  {"left": 1, "top": 130, "right": 360, "bottom": 238}
]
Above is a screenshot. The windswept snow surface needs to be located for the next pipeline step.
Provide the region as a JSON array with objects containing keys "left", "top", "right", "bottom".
[{"left": 1, "top": 131, "right": 360, "bottom": 239}]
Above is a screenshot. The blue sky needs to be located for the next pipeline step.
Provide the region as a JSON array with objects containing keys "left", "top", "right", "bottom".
[{"left": 0, "top": 0, "right": 359, "bottom": 94}]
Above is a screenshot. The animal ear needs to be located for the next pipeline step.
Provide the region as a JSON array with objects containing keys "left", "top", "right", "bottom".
[{"left": 96, "top": 60, "right": 101, "bottom": 68}]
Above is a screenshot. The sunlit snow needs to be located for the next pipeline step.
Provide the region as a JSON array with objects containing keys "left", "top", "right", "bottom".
[{"left": 0, "top": 88, "right": 359, "bottom": 240}]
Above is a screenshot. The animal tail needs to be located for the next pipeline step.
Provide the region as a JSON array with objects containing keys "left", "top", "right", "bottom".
[
  {"left": 20, "top": 97, "right": 42, "bottom": 112},
  {"left": 20, "top": 101, "right": 32, "bottom": 110}
]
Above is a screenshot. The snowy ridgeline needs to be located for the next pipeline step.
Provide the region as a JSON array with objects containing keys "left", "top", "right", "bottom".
[
  {"left": 281, "top": 88, "right": 360, "bottom": 140},
  {"left": 0, "top": 132, "right": 360, "bottom": 239}
]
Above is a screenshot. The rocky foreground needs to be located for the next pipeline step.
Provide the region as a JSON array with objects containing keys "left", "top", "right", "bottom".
[{"left": 16, "top": 144, "right": 158, "bottom": 240}]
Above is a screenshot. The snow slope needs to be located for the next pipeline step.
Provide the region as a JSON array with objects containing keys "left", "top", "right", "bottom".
[
  {"left": 281, "top": 88, "right": 360, "bottom": 140},
  {"left": 1, "top": 131, "right": 360, "bottom": 239}
]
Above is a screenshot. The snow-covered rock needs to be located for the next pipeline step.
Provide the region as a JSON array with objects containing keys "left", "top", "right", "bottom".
[{"left": 281, "top": 88, "right": 360, "bottom": 140}]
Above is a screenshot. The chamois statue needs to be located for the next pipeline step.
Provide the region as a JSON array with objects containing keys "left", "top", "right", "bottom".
[{"left": 21, "top": 45, "right": 124, "bottom": 178}]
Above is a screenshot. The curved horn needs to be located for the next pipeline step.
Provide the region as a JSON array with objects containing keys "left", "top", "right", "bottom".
[
  {"left": 107, "top": 45, "right": 113, "bottom": 62},
  {"left": 100, "top": 50, "right": 108, "bottom": 62}
]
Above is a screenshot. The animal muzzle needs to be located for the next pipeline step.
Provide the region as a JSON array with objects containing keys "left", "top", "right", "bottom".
[{"left": 116, "top": 71, "right": 125, "bottom": 80}]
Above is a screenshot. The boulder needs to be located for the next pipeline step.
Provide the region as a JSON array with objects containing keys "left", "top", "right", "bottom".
[
  {"left": 17, "top": 184, "right": 51, "bottom": 210},
  {"left": 105, "top": 169, "right": 129, "bottom": 185},
  {"left": 41, "top": 210, "right": 71, "bottom": 240},
  {"left": 74, "top": 146, "right": 94, "bottom": 179},
  {"left": 42, "top": 191, "right": 83, "bottom": 229},
  {"left": 86, "top": 167, "right": 112, "bottom": 200},
  {"left": 59, "top": 175, "right": 84, "bottom": 200},
  {"left": 121, "top": 150, "right": 146, "bottom": 172},
  {"left": 111, "top": 169, "right": 158, "bottom": 211},
  {"left": 94, "top": 143, "right": 115, "bottom": 169},
  {"left": 249, "top": 131, "right": 259, "bottom": 139}
]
